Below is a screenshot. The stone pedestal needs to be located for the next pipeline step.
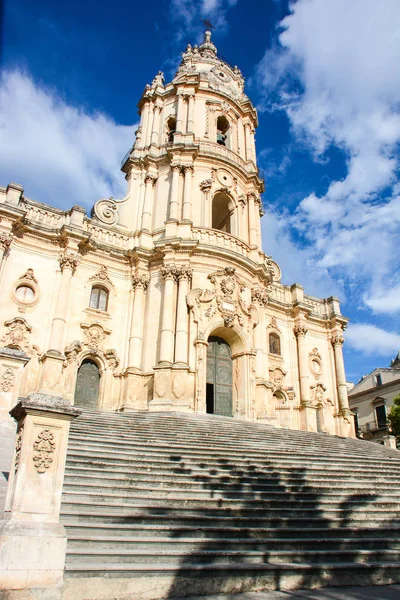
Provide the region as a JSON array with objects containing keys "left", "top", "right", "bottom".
[
  {"left": 39, "top": 351, "right": 66, "bottom": 397},
  {"left": 0, "top": 348, "right": 30, "bottom": 424},
  {"left": 299, "top": 403, "right": 318, "bottom": 432},
  {"left": 0, "top": 393, "right": 80, "bottom": 598},
  {"left": 121, "top": 368, "right": 148, "bottom": 411}
]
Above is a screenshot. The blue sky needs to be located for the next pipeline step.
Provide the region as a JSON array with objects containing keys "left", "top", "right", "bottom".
[{"left": 1, "top": 0, "right": 400, "bottom": 383}]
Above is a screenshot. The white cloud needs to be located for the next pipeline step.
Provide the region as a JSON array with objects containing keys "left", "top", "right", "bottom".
[
  {"left": 256, "top": 0, "right": 400, "bottom": 313},
  {"left": 345, "top": 324, "right": 400, "bottom": 356},
  {"left": 364, "top": 285, "right": 400, "bottom": 314},
  {"left": 0, "top": 70, "right": 135, "bottom": 210}
]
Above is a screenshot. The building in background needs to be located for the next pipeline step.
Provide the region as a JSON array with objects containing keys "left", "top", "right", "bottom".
[
  {"left": 349, "top": 353, "right": 400, "bottom": 448},
  {"left": 0, "top": 31, "right": 353, "bottom": 438}
]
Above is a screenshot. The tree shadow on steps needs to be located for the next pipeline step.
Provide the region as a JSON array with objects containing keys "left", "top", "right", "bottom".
[{"left": 160, "top": 452, "right": 400, "bottom": 599}]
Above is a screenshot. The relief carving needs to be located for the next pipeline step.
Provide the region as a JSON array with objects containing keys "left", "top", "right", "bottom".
[
  {"left": 1, "top": 367, "right": 16, "bottom": 392},
  {"left": 33, "top": 429, "right": 55, "bottom": 474},
  {"left": 14, "top": 424, "right": 24, "bottom": 473},
  {"left": 155, "top": 373, "right": 168, "bottom": 398},
  {"left": 59, "top": 252, "right": 80, "bottom": 272},
  {"left": 81, "top": 323, "right": 110, "bottom": 350},
  {"left": 89, "top": 265, "right": 115, "bottom": 288},
  {"left": 1, "top": 317, "right": 37, "bottom": 355},
  {"left": 172, "top": 373, "right": 186, "bottom": 399}
]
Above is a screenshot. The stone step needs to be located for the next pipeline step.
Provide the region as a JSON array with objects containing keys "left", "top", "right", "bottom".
[
  {"left": 67, "top": 435, "right": 400, "bottom": 467},
  {"left": 63, "top": 531, "right": 400, "bottom": 551},
  {"left": 68, "top": 428, "right": 385, "bottom": 457},
  {"left": 64, "top": 457, "right": 400, "bottom": 481},
  {"left": 64, "top": 473, "right": 400, "bottom": 496},
  {"left": 65, "top": 547, "right": 400, "bottom": 565},
  {"left": 65, "top": 448, "right": 400, "bottom": 476}
]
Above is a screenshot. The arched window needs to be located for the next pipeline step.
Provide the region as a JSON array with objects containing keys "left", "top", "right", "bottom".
[
  {"left": 269, "top": 332, "right": 281, "bottom": 356},
  {"left": 89, "top": 285, "right": 109, "bottom": 311},
  {"left": 212, "top": 192, "right": 231, "bottom": 233},
  {"left": 167, "top": 117, "right": 176, "bottom": 143},
  {"left": 217, "top": 115, "right": 229, "bottom": 147}
]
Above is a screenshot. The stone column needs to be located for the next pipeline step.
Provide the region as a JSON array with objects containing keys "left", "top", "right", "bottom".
[
  {"left": 176, "top": 93, "right": 185, "bottom": 133},
  {"left": 49, "top": 253, "right": 79, "bottom": 352},
  {"left": 331, "top": 333, "right": 350, "bottom": 414},
  {"left": 141, "top": 175, "right": 156, "bottom": 232},
  {"left": 255, "top": 196, "right": 262, "bottom": 249},
  {"left": 151, "top": 103, "right": 162, "bottom": 146},
  {"left": 174, "top": 267, "right": 192, "bottom": 366},
  {"left": 0, "top": 393, "right": 80, "bottom": 595},
  {"left": 128, "top": 274, "right": 150, "bottom": 369},
  {"left": 244, "top": 123, "right": 252, "bottom": 161},
  {"left": 168, "top": 164, "right": 181, "bottom": 221},
  {"left": 182, "top": 165, "right": 194, "bottom": 221},
  {"left": 294, "top": 324, "right": 310, "bottom": 405},
  {"left": 159, "top": 265, "right": 178, "bottom": 365},
  {"left": 187, "top": 94, "right": 195, "bottom": 134},
  {"left": 200, "top": 179, "right": 212, "bottom": 226},
  {"left": 247, "top": 193, "right": 257, "bottom": 247},
  {"left": 140, "top": 100, "right": 151, "bottom": 148}
]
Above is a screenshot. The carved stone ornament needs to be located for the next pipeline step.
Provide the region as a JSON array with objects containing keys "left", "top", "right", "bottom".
[
  {"left": 309, "top": 348, "right": 323, "bottom": 380},
  {"left": 268, "top": 316, "right": 281, "bottom": 332},
  {"left": 1, "top": 316, "right": 36, "bottom": 355},
  {"left": 311, "top": 383, "right": 327, "bottom": 407},
  {"left": 19, "top": 268, "right": 38, "bottom": 284},
  {"left": 161, "top": 264, "right": 180, "bottom": 281},
  {"left": 59, "top": 252, "right": 80, "bottom": 272},
  {"left": 14, "top": 425, "right": 24, "bottom": 473},
  {"left": 33, "top": 428, "right": 55, "bottom": 474},
  {"left": 331, "top": 334, "right": 345, "bottom": 348},
  {"left": 269, "top": 367, "right": 286, "bottom": 390},
  {"left": 89, "top": 265, "right": 114, "bottom": 288},
  {"left": 0, "top": 367, "right": 16, "bottom": 392},
  {"left": 265, "top": 259, "right": 282, "bottom": 283},
  {"left": 151, "top": 70, "right": 165, "bottom": 88},
  {"left": 187, "top": 267, "right": 258, "bottom": 338},
  {"left": 309, "top": 347, "right": 322, "bottom": 360},
  {"left": 0, "top": 233, "right": 12, "bottom": 251},
  {"left": 91, "top": 196, "right": 127, "bottom": 225},
  {"left": 200, "top": 179, "right": 213, "bottom": 192},
  {"left": 132, "top": 273, "right": 150, "bottom": 291},
  {"left": 251, "top": 288, "right": 268, "bottom": 307},
  {"left": 105, "top": 349, "right": 119, "bottom": 370},
  {"left": 294, "top": 324, "right": 308, "bottom": 338},
  {"left": 81, "top": 322, "right": 110, "bottom": 350},
  {"left": 172, "top": 373, "right": 186, "bottom": 399},
  {"left": 64, "top": 341, "right": 83, "bottom": 363}
]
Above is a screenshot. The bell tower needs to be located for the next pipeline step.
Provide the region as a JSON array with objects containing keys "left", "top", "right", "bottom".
[{"left": 118, "top": 30, "right": 265, "bottom": 261}]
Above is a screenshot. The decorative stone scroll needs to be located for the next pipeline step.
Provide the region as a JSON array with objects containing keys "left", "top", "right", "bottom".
[
  {"left": 32, "top": 429, "right": 55, "bottom": 474},
  {"left": 91, "top": 196, "right": 127, "bottom": 226},
  {"left": 268, "top": 316, "right": 281, "bottom": 332},
  {"left": 81, "top": 322, "right": 110, "bottom": 350},
  {"left": 132, "top": 273, "right": 150, "bottom": 291},
  {"left": 18, "top": 268, "right": 38, "bottom": 284}
]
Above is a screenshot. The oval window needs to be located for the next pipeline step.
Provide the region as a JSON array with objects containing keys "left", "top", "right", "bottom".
[{"left": 15, "top": 285, "right": 35, "bottom": 302}]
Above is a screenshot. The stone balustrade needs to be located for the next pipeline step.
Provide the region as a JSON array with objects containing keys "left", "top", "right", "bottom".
[{"left": 192, "top": 227, "right": 251, "bottom": 258}]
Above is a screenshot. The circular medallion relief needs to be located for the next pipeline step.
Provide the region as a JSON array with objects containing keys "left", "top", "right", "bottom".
[{"left": 216, "top": 169, "right": 233, "bottom": 188}]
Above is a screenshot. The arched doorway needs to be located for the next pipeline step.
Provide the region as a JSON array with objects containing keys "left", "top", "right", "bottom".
[
  {"left": 74, "top": 359, "right": 100, "bottom": 409},
  {"left": 206, "top": 336, "right": 233, "bottom": 416}
]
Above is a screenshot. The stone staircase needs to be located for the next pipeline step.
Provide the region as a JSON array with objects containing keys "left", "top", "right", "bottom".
[{"left": 60, "top": 410, "right": 400, "bottom": 600}]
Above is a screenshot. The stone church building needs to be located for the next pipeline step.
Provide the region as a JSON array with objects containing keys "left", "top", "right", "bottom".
[{"left": 0, "top": 31, "right": 353, "bottom": 438}]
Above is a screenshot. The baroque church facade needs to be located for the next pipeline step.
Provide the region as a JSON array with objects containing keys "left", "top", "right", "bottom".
[{"left": 0, "top": 32, "right": 353, "bottom": 437}]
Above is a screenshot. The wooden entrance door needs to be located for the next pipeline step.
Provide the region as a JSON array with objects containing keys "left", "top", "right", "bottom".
[
  {"left": 74, "top": 359, "right": 100, "bottom": 410},
  {"left": 206, "top": 336, "right": 233, "bottom": 417}
]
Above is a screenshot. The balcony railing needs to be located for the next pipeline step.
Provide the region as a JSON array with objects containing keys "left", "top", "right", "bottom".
[
  {"left": 360, "top": 420, "right": 388, "bottom": 433},
  {"left": 192, "top": 227, "right": 251, "bottom": 259}
]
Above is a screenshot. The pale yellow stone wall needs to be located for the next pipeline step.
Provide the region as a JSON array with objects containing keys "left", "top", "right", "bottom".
[{"left": 0, "top": 31, "right": 353, "bottom": 438}]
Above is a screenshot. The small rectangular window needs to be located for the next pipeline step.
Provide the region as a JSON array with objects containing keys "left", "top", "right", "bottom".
[
  {"left": 375, "top": 373, "right": 382, "bottom": 386},
  {"left": 375, "top": 404, "right": 387, "bottom": 428}
]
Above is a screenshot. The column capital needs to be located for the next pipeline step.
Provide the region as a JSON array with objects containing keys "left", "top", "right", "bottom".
[
  {"left": 171, "top": 163, "right": 181, "bottom": 174},
  {"left": 144, "top": 174, "right": 157, "bottom": 186},
  {"left": 0, "top": 232, "right": 13, "bottom": 250},
  {"left": 59, "top": 251, "right": 80, "bottom": 273},
  {"left": 331, "top": 333, "right": 345, "bottom": 347},
  {"left": 183, "top": 165, "right": 194, "bottom": 175},
  {"left": 132, "top": 273, "right": 150, "bottom": 291},
  {"left": 161, "top": 263, "right": 179, "bottom": 281},
  {"left": 200, "top": 178, "right": 213, "bottom": 191},
  {"left": 294, "top": 324, "right": 308, "bottom": 338},
  {"left": 176, "top": 266, "right": 193, "bottom": 282}
]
